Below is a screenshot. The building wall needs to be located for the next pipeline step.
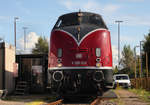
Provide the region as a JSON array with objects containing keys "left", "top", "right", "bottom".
[
  {"left": 0, "top": 46, "right": 3, "bottom": 89},
  {"left": 5, "top": 44, "right": 15, "bottom": 93},
  {"left": 0, "top": 43, "right": 15, "bottom": 93}
]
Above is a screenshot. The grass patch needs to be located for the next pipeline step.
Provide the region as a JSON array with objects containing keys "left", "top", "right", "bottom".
[
  {"left": 129, "top": 88, "right": 150, "bottom": 102},
  {"left": 43, "top": 95, "right": 59, "bottom": 102},
  {"left": 26, "top": 96, "right": 60, "bottom": 105},
  {"left": 26, "top": 100, "right": 44, "bottom": 105},
  {"left": 109, "top": 98, "right": 124, "bottom": 105},
  {"left": 2, "top": 95, "right": 58, "bottom": 105}
]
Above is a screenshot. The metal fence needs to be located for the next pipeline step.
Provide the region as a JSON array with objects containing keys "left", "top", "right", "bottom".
[{"left": 131, "top": 78, "right": 150, "bottom": 90}]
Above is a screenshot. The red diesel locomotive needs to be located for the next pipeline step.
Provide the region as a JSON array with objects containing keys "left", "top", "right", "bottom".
[{"left": 48, "top": 11, "right": 113, "bottom": 96}]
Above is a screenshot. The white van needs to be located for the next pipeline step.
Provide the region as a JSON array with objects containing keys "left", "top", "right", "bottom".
[{"left": 113, "top": 74, "right": 131, "bottom": 88}]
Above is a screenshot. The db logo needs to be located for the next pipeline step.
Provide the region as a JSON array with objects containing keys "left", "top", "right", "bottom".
[{"left": 76, "top": 53, "right": 82, "bottom": 59}]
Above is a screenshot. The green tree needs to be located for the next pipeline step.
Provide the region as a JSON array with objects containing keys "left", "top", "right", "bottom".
[
  {"left": 142, "top": 30, "right": 150, "bottom": 76},
  {"left": 32, "top": 36, "right": 48, "bottom": 54},
  {"left": 113, "top": 66, "right": 118, "bottom": 74},
  {"left": 120, "top": 45, "right": 135, "bottom": 77},
  {"left": 143, "top": 31, "right": 150, "bottom": 53}
]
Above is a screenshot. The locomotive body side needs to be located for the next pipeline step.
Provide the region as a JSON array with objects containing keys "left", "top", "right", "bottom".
[{"left": 48, "top": 12, "right": 113, "bottom": 96}]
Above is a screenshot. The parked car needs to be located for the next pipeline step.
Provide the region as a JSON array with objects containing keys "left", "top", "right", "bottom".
[{"left": 113, "top": 74, "right": 131, "bottom": 89}]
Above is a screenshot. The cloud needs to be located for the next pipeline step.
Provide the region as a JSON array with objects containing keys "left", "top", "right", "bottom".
[
  {"left": 120, "top": 35, "right": 138, "bottom": 43},
  {"left": 103, "top": 4, "right": 120, "bottom": 14},
  {"left": 82, "top": 1, "right": 101, "bottom": 12},
  {"left": 0, "top": 26, "right": 2, "bottom": 32},
  {"left": 118, "top": 0, "right": 144, "bottom": 2},
  {"left": 17, "top": 32, "right": 39, "bottom": 54},
  {"left": 15, "top": 1, "right": 30, "bottom": 15},
  {"left": 0, "top": 16, "right": 10, "bottom": 22},
  {"left": 0, "top": 16, "right": 8, "bottom": 20},
  {"left": 60, "top": 0, "right": 150, "bottom": 26},
  {"left": 119, "top": 15, "right": 150, "bottom": 26},
  {"left": 60, "top": 0, "right": 121, "bottom": 27},
  {"left": 61, "top": 0, "right": 120, "bottom": 15}
]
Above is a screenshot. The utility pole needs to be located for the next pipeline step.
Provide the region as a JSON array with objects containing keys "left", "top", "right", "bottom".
[
  {"left": 22, "top": 27, "right": 28, "bottom": 51},
  {"left": 134, "top": 45, "right": 140, "bottom": 78},
  {"left": 14, "top": 17, "right": 19, "bottom": 52},
  {"left": 140, "top": 41, "right": 144, "bottom": 77},
  {"left": 115, "top": 20, "right": 123, "bottom": 67}
]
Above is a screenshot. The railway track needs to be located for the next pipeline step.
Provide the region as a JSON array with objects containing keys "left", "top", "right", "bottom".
[
  {"left": 47, "top": 99, "right": 63, "bottom": 105},
  {"left": 46, "top": 90, "right": 117, "bottom": 105},
  {"left": 46, "top": 97, "right": 116, "bottom": 105},
  {"left": 90, "top": 97, "right": 116, "bottom": 105}
]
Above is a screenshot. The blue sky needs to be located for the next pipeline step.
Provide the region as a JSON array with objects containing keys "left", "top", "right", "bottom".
[{"left": 0, "top": 0, "right": 150, "bottom": 66}]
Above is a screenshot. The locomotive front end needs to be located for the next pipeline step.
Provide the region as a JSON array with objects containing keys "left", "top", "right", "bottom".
[{"left": 48, "top": 12, "right": 113, "bottom": 96}]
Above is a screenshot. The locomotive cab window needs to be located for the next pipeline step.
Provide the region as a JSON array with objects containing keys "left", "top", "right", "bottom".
[
  {"left": 57, "top": 48, "right": 62, "bottom": 58},
  {"left": 81, "top": 15, "right": 106, "bottom": 27},
  {"left": 95, "top": 48, "right": 101, "bottom": 57},
  {"left": 54, "top": 12, "right": 107, "bottom": 29}
]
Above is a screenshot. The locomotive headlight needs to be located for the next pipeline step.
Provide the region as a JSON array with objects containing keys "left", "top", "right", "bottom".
[
  {"left": 96, "top": 63, "right": 101, "bottom": 67},
  {"left": 57, "top": 63, "right": 62, "bottom": 67}
]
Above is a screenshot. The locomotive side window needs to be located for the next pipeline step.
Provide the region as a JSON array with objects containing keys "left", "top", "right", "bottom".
[
  {"left": 56, "top": 20, "right": 62, "bottom": 27},
  {"left": 55, "top": 14, "right": 79, "bottom": 27},
  {"left": 57, "top": 48, "right": 62, "bottom": 58},
  {"left": 95, "top": 48, "right": 101, "bottom": 57}
]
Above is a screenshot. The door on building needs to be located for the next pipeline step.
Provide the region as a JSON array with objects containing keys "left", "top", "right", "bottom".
[{"left": 20, "top": 58, "right": 44, "bottom": 93}]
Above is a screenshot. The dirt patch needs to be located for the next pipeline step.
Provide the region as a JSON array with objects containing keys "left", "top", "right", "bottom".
[
  {"left": 0, "top": 94, "right": 55, "bottom": 105},
  {"left": 1, "top": 90, "right": 150, "bottom": 105},
  {"left": 114, "top": 89, "right": 150, "bottom": 105},
  {"left": 0, "top": 100, "right": 26, "bottom": 105}
]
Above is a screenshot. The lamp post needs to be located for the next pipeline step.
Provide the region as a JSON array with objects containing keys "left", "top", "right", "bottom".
[
  {"left": 134, "top": 45, "right": 140, "bottom": 78},
  {"left": 115, "top": 20, "right": 123, "bottom": 67},
  {"left": 140, "top": 41, "right": 144, "bottom": 77},
  {"left": 22, "top": 27, "right": 28, "bottom": 51},
  {"left": 14, "top": 17, "right": 19, "bottom": 51}
]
